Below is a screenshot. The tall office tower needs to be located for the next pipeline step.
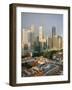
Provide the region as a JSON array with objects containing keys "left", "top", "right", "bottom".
[
  {"left": 39, "top": 26, "right": 43, "bottom": 42},
  {"left": 52, "top": 35, "right": 58, "bottom": 49},
  {"left": 21, "top": 28, "right": 28, "bottom": 48},
  {"left": 27, "top": 25, "right": 35, "bottom": 49},
  {"left": 21, "top": 29, "right": 29, "bottom": 56},
  {"left": 58, "top": 36, "right": 63, "bottom": 49},
  {"left": 52, "top": 26, "right": 56, "bottom": 48},
  {"left": 39, "top": 26, "right": 46, "bottom": 48},
  {"left": 31, "top": 25, "right": 34, "bottom": 32},
  {"left": 30, "top": 25, "right": 35, "bottom": 43},
  {"left": 52, "top": 35, "right": 63, "bottom": 49},
  {"left": 52, "top": 26, "right": 56, "bottom": 37},
  {"left": 48, "top": 37, "right": 52, "bottom": 49}
]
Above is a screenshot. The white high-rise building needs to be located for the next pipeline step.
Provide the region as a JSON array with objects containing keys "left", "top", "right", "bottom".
[
  {"left": 39, "top": 26, "right": 43, "bottom": 42},
  {"left": 27, "top": 25, "right": 35, "bottom": 49},
  {"left": 21, "top": 28, "right": 28, "bottom": 48},
  {"left": 39, "top": 26, "right": 46, "bottom": 48},
  {"left": 31, "top": 25, "right": 34, "bottom": 32}
]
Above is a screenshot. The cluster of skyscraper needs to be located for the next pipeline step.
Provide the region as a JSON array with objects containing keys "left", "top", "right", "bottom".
[
  {"left": 48, "top": 27, "right": 63, "bottom": 49},
  {"left": 21, "top": 25, "right": 63, "bottom": 51}
]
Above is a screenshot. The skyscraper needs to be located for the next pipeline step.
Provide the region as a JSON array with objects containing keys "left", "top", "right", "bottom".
[
  {"left": 52, "top": 35, "right": 63, "bottom": 49},
  {"left": 27, "top": 25, "right": 35, "bottom": 49},
  {"left": 21, "top": 29, "right": 29, "bottom": 56},
  {"left": 58, "top": 36, "right": 63, "bottom": 49},
  {"left": 46, "top": 36, "right": 48, "bottom": 48},
  {"left": 39, "top": 26, "right": 43, "bottom": 42},
  {"left": 52, "top": 26, "right": 56, "bottom": 37},
  {"left": 39, "top": 26, "right": 46, "bottom": 48},
  {"left": 48, "top": 37, "right": 52, "bottom": 49},
  {"left": 51, "top": 26, "right": 63, "bottom": 49},
  {"left": 52, "top": 26, "right": 56, "bottom": 48},
  {"left": 21, "top": 28, "right": 28, "bottom": 48}
]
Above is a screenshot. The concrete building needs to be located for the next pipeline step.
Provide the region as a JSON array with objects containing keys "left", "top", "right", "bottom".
[
  {"left": 39, "top": 26, "right": 43, "bottom": 42},
  {"left": 52, "top": 35, "right": 63, "bottom": 49},
  {"left": 39, "top": 26, "right": 46, "bottom": 48},
  {"left": 52, "top": 26, "right": 63, "bottom": 49},
  {"left": 52, "top": 26, "right": 56, "bottom": 37},
  {"left": 21, "top": 25, "right": 35, "bottom": 52},
  {"left": 27, "top": 25, "right": 35, "bottom": 49},
  {"left": 48, "top": 26, "right": 63, "bottom": 50},
  {"left": 46, "top": 36, "right": 48, "bottom": 48},
  {"left": 48, "top": 37, "right": 52, "bottom": 49},
  {"left": 21, "top": 28, "right": 29, "bottom": 48},
  {"left": 58, "top": 36, "right": 63, "bottom": 49},
  {"left": 52, "top": 26, "right": 56, "bottom": 48}
]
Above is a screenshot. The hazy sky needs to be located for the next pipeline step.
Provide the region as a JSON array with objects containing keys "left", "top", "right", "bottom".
[{"left": 21, "top": 12, "right": 63, "bottom": 37}]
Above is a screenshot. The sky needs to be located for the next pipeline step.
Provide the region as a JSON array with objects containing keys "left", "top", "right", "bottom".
[{"left": 21, "top": 12, "right": 63, "bottom": 37}]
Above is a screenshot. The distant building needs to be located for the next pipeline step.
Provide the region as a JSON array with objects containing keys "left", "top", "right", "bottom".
[
  {"left": 46, "top": 36, "right": 48, "bottom": 48},
  {"left": 52, "top": 35, "right": 59, "bottom": 49},
  {"left": 21, "top": 26, "right": 63, "bottom": 52},
  {"left": 39, "top": 26, "right": 46, "bottom": 48},
  {"left": 21, "top": 29, "right": 28, "bottom": 48},
  {"left": 48, "top": 26, "right": 63, "bottom": 50},
  {"left": 21, "top": 25, "right": 35, "bottom": 50},
  {"left": 39, "top": 26, "right": 43, "bottom": 42},
  {"left": 27, "top": 25, "right": 35, "bottom": 49},
  {"left": 52, "top": 35, "right": 63, "bottom": 49},
  {"left": 48, "top": 37, "right": 52, "bottom": 49},
  {"left": 58, "top": 36, "right": 63, "bottom": 49},
  {"left": 52, "top": 26, "right": 56, "bottom": 48},
  {"left": 52, "top": 26, "right": 56, "bottom": 37}
]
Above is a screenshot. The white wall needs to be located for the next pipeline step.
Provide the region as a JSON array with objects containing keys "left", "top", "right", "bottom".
[{"left": 0, "top": 0, "right": 72, "bottom": 90}]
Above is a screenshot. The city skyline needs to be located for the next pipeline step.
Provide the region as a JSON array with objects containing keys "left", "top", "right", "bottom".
[
  {"left": 21, "top": 13, "right": 63, "bottom": 77},
  {"left": 21, "top": 12, "right": 63, "bottom": 37},
  {"left": 21, "top": 25, "right": 63, "bottom": 50}
]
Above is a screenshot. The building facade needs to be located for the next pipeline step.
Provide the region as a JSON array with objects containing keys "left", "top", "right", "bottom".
[{"left": 39, "top": 26, "right": 46, "bottom": 48}]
